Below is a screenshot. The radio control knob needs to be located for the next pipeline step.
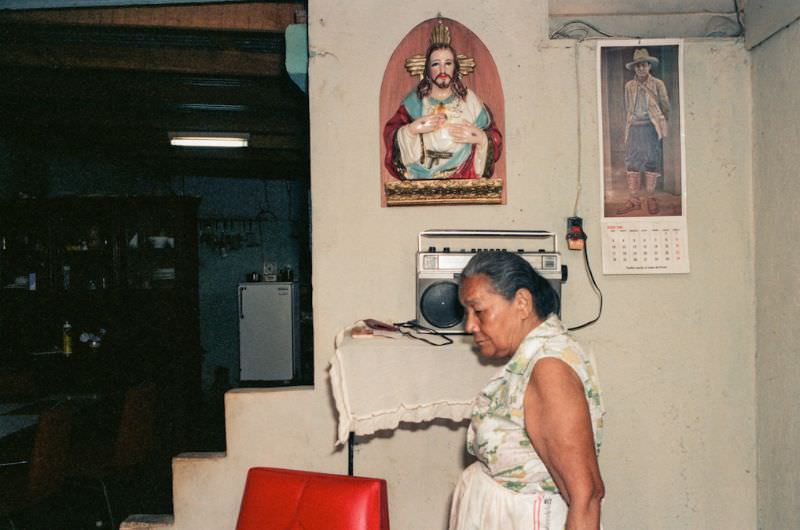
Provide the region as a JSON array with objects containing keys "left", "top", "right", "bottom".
[
  {"left": 428, "top": 246, "right": 437, "bottom": 252},
  {"left": 443, "top": 247, "right": 450, "bottom": 252}
]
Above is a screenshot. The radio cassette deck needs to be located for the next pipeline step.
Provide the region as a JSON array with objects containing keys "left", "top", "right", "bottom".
[{"left": 415, "top": 230, "right": 565, "bottom": 334}]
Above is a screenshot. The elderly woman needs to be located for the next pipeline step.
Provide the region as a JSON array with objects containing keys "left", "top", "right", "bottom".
[{"left": 449, "top": 251, "right": 605, "bottom": 530}]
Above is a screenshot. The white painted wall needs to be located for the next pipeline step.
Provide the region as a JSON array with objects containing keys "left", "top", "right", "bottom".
[
  {"left": 166, "top": 3, "right": 757, "bottom": 529},
  {"left": 745, "top": 0, "right": 800, "bottom": 49},
  {"left": 751, "top": 17, "right": 800, "bottom": 530},
  {"left": 305, "top": 1, "right": 755, "bottom": 528}
]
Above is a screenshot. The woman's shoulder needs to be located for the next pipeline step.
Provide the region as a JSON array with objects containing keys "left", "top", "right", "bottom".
[
  {"left": 521, "top": 316, "right": 591, "bottom": 373},
  {"left": 524, "top": 314, "right": 574, "bottom": 350}
]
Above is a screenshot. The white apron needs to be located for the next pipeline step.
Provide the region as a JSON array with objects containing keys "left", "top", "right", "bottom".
[{"left": 449, "top": 462, "right": 568, "bottom": 530}]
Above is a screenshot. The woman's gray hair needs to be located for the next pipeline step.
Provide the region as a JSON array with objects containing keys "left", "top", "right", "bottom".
[{"left": 460, "top": 251, "right": 559, "bottom": 319}]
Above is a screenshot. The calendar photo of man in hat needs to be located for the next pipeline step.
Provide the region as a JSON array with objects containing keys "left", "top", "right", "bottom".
[{"left": 598, "top": 42, "right": 685, "bottom": 218}]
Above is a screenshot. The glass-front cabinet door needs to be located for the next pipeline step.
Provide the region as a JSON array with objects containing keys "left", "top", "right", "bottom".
[
  {"left": 52, "top": 200, "right": 120, "bottom": 291},
  {"left": 125, "top": 203, "right": 179, "bottom": 289},
  {"left": 0, "top": 202, "right": 52, "bottom": 291}
]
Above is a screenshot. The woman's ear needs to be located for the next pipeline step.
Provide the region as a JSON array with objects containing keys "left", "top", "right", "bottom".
[{"left": 513, "top": 288, "right": 534, "bottom": 318}]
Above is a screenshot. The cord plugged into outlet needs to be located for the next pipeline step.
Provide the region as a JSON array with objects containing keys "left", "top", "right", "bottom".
[
  {"left": 564, "top": 215, "right": 603, "bottom": 331},
  {"left": 566, "top": 216, "right": 586, "bottom": 251}
]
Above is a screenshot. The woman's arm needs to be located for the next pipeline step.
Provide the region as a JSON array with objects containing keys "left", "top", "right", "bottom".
[{"left": 524, "top": 357, "right": 604, "bottom": 530}]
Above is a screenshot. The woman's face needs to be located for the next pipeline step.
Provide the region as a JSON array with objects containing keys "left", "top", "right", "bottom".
[{"left": 459, "top": 274, "right": 531, "bottom": 358}]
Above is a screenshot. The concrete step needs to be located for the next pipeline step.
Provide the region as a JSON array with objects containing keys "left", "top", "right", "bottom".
[
  {"left": 120, "top": 514, "right": 174, "bottom": 529},
  {"left": 122, "top": 386, "right": 332, "bottom": 529}
]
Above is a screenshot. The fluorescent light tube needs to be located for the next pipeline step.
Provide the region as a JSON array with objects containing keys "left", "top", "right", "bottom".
[{"left": 169, "top": 132, "right": 249, "bottom": 148}]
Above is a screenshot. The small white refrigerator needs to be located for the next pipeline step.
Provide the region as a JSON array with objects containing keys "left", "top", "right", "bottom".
[{"left": 238, "top": 282, "right": 299, "bottom": 383}]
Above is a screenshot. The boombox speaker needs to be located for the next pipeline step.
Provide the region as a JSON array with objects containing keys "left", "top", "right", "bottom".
[{"left": 416, "top": 230, "right": 566, "bottom": 334}]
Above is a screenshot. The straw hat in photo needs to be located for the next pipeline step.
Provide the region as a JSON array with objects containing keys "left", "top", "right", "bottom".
[{"left": 625, "top": 48, "right": 659, "bottom": 70}]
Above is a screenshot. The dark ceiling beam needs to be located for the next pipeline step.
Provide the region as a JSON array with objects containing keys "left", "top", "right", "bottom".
[
  {"left": 0, "top": 67, "right": 307, "bottom": 111},
  {"left": 143, "top": 156, "right": 309, "bottom": 181},
  {"left": 0, "top": 91, "right": 307, "bottom": 121},
  {"left": 0, "top": 2, "right": 304, "bottom": 32},
  {"left": 0, "top": 40, "right": 283, "bottom": 77},
  {"left": 0, "top": 79, "right": 305, "bottom": 112},
  {"left": 0, "top": 20, "right": 289, "bottom": 76},
  {"left": 4, "top": 107, "right": 306, "bottom": 135},
  {"left": 249, "top": 135, "right": 305, "bottom": 150},
  {"left": 168, "top": 147, "right": 303, "bottom": 162}
]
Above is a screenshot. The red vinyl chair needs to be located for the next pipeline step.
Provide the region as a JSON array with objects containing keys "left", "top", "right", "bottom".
[{"left": 236, "top": 467, "right": 390, "bottom": 530}]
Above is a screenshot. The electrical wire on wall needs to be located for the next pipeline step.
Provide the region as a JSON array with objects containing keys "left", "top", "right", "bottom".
[
  {"left": 257, "top": 179, "right": 278, "bottom": 268},
  {"left": 568, "top": 241, "right": 603, "bottom": 331},
  {"left": 551, "top": 20, "right": 626, "bottom": 217},
  {"left": 733, "top": 0, "right": 745, "bottom": 34},
  {"left": 567, "top": 40, "right": 603, "bottom": 331},
  {"left": 549, "top": 19, "right": 631, "bottom": 41},
  {"left": 571, "top": 40, "right": 583, "bottom": 218},
  {"left": 549, "top": 22, "right": 610, "bottom": 331}
]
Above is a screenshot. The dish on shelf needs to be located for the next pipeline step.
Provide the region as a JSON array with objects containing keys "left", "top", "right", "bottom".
[
  {"left": 148, "top": 236, "right": 175, "bottom": 249},
  {"left": 152, "top": 267, "right": 175, "bottom": 280}
]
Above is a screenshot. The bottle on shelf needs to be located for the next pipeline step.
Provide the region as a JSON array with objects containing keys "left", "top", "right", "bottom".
[{"left": 62, "top": 321, "right": 73, "bottom": 356}]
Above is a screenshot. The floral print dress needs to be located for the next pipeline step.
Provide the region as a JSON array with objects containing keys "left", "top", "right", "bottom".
[{"left": 466, "top": 314, "right": 605, "bottom": 494}]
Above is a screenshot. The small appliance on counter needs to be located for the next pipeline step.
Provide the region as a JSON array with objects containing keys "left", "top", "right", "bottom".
[{"left": 238, "top": 282, "right": 300, "bottom": 383}]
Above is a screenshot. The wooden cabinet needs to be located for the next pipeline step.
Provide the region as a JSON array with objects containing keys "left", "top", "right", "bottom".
[
  {"left": 0, "top": 196, "right": 201, "bottom": 452},
  {"left": 1, "top": 197, "right": 198, "bottom": 295}
]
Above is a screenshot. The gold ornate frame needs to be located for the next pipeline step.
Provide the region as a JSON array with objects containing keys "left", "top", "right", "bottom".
[{"left": 384, "top": 178, "right": 503, "bottom": 206}]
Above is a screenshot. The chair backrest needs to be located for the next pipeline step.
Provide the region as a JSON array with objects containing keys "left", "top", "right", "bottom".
[
  {"left": 111, "top": 381, "right": 158, "bottom": 469},
  {"left": 236, "top": 467, "right": 390, "bottom": 530},
  {"left": 28, "top": 402, "right": 74, "bottom": 498}
]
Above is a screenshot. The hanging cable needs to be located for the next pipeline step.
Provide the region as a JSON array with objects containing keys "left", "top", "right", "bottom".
[
  {"left": 549, "top": 20, "right": 616, "bottom": 40},
  {"left": 392, "top": 320, "right": 454, "bottom": 346},
  {"left": 572, "top": 40, "right": 583, "bottom": 217},
  {"left": 565, "top": 36, "right": 603, "bottom": 330},
  {"left": 733, "top": 0, "right": 744, "bottom": 35},
  {"left": 568, "top": 237, "right": 603, "bottom": 331}
]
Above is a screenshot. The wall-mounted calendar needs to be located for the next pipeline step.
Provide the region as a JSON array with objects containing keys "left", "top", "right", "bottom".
[
  {"left": 601, "top": 218, "right": 689, "bottom": 274},
  {"left": 597, "top": 39, "right": 689, "bottom": 275}
]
